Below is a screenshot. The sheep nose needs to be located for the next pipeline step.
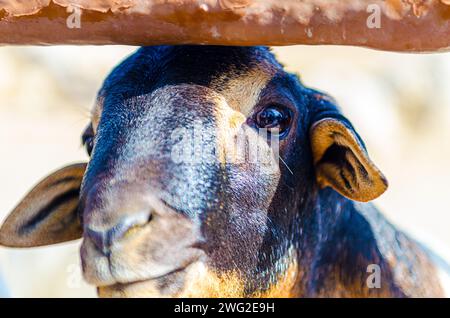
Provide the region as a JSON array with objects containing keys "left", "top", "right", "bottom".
[{"left": 85, "top": 211, "right": 152, "bottom": 256}]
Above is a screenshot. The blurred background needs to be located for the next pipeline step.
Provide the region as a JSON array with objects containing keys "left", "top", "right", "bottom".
[{"left": 0, "top": 45, "right": 449, "bottom": 297}]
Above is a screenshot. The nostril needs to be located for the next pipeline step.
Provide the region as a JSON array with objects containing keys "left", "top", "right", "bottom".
[
  {"left": 147, "top": 210, "right": 153, "bottom": 223},
  {"left": 86, "top": 228, "right": 110, "bottom": 256},
  {"left": 85, "top": 210, "right": 153, "bottom": 255},
  {"left": 133, "top": 209, "right": 153, "bottom": 226},
  {"left": 117, "top": 210, "right": 153, "bottom": 240}
]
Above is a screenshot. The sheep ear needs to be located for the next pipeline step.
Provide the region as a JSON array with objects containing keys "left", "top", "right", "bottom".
[
  {"left": 0, "top": 163, "right": 86, "bottom": 248},
  {"left": 310, "top": 118, "right": 388, "bottom": 202}
]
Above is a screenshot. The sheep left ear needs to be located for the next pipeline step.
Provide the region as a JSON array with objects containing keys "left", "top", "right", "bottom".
[
  {"left": 0, "top": 163, "right": 86, "bottom": 248},
  {"left": 310, "top": 118, "right": 388, "bottom": 202}
]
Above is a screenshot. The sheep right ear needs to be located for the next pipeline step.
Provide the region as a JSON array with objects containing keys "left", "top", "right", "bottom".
[
  {"left": 0, "top": 163, "right": 86, "bottom": 248},
  {"left": 308, "top": 91, "right": 388, "bottom": 202}
]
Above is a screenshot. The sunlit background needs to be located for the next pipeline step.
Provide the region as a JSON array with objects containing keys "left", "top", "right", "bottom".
[{"left": 0, "top": 45, "right": 449, "bottom": 297}]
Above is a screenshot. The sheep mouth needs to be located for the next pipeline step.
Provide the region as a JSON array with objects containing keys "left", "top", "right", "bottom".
[{"left": 97, "top": 262, "right": 198, "bottom": 298}]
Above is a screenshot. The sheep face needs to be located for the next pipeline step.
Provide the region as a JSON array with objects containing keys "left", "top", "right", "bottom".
[{"left": 0, "top": 46, "right": 387, "bottom": 297}]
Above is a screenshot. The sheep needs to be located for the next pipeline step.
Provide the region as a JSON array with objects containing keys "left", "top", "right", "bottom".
[{"left": 0, "top": 46, "right": 448, "bottom": 297}]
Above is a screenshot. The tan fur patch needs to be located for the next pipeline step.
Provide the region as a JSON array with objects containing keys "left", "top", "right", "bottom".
[
  {"left": 178, "top": 259, "right": 299, "bottom": 298},
  {"left": 213, "top": 96, "right": 247, "bottom": 166},
  {"left": 178, "top": 263, "right": 246, "bottom": 298},
  {"left": 212, "top": 65, "right": 275, "bottom": 117},
  {"left": 254, "top": 260, "right": 300, "bottom": 298},
  {"left": 213, "top": 93, "right": 281, "bottom": 177}
]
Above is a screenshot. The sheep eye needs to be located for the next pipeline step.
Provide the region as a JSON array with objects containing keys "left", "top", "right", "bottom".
[
  {"left": 82, "top": 125, "right": 95, "bottom": 156},
  {"left": 82, "top": 135, "right": 94, "bottom": 156},
  {"left": 255, "top": 105, "right": 292, "bottom": 136}
]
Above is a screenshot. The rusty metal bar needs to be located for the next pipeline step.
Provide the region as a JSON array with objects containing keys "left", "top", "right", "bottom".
[{"left": 0, "top": 1, "right": 449, "bottom": 52}]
